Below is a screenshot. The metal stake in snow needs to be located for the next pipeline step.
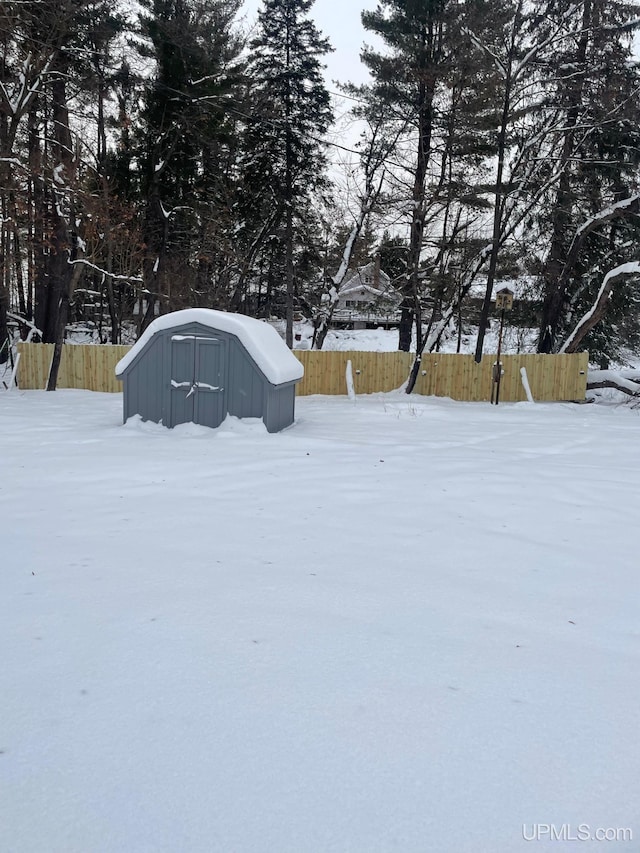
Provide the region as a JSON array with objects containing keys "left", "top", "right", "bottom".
[{"left": 492, "top": 288, "right": 514, "bottom": 405}]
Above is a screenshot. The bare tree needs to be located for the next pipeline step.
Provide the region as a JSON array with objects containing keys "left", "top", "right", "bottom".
[{"left": 312, "top": 107, "right": 402, "bottom": 350}]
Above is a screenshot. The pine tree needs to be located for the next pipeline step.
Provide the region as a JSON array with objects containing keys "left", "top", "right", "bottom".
[
  {"left": 135, "top": 0, "right": 243, "bottom": 328},
  {"left": 537, "top": 0, "right": 640, "bottom": 354},
  {"left": 244, "top": 0, "right": 333, "bottom": 346},
  {"left": 378, "top": 232, "right": 409, "bottom": 287},
  {"left": 360, "top": 0, "right": 507, "bottom": 360},
  {"left": 360, "top": 0, "right": 449, "bottom": 352}
]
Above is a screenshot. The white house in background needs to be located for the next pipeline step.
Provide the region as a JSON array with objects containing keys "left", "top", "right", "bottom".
[{"left": 332, "top": 261, "right": 402, "bottom": 328}]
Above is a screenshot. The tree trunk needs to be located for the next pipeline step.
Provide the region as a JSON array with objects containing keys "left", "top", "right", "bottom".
[
  {"left": 30, "top": 100, "right": 47, "bottom": 339},
  {"left": 401, "top": 72, "right": 433, "bottom": 354},
  {"left": 398, "top": 301, "right": 413, "bottom": 352},
  {"left": 0, "top": 277, "right": 8, "bottom": 365},
  {"left": 285, "top": 204, "right": 294, "bottom": 348},
  {"left": 473, "top": 60, "right": 514, "bottom": 362},
  {"left": 45, "top": 74, "right": 76, "bottom": 390},
  {"left": 0, "top": 121, "right": 10, "bottom": 360},
  {"left": 284, "top": 18, "right": 294, "bottom": 349},
  {"left": 537, "top": 0, "right": 592, "bottom": 353}
]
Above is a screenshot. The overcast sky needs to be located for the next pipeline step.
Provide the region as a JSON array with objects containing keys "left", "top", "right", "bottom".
[{"left": 238, "top": 0, "right": 376, "bottom": 87}]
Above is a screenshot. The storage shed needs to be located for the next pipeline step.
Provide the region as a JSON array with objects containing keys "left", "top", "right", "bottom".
[{"left": 115, "top": 309, "right": 304, "bottom": 432}]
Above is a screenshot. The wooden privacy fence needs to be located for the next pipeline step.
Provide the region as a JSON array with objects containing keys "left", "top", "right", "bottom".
[
  {"left": 16, "top": 343, "right": 130, "bottom": 393},
  {"left": 15, "top": 343, "right": 588, "bottom": 402},
  {"left": 295, "top": 350, "right": 588, "bottom": 401}
]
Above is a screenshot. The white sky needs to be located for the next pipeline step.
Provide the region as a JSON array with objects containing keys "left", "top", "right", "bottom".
[{"left": 238, "top": 0, "right": 375, "bottom": 87}]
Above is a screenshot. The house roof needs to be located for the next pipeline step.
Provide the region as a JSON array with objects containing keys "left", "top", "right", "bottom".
[
  {"left": 339, "top": 282, "right": 399, "bottom": 301},
  {"left": 115, "top": 309, "right": 304, "bottom": 385},
  {"left": 341, "top": 262, "right": 395, "bottom": 297},
  {"left": 339, "top": 262, "right": 399, "bottom": 306}
]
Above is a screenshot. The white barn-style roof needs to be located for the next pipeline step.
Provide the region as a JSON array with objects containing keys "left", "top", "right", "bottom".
[{"left": 115, "top": 309, "right": 304, "bottom": 385}]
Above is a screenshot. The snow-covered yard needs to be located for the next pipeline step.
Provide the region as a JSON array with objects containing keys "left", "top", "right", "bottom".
[{"left": 1, "top": 390, "right": 638, "bottom": 852}]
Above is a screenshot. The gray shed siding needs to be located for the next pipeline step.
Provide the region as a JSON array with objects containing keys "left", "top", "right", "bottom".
[
  {"left": 226, "top": 340, "right": 266, "bottom": 420},
  {"left": 123, "top": 335, "right": 164, "bottom": 424},
  {"left": 120, "top": 321, "right": 298, "bottom": 432},
  {"left": 264, "top": 384, "right": 296, "bottom": 433}
]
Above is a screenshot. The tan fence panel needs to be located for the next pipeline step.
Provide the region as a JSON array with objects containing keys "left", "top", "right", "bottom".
[
  {"left": 15, "top": 343, "right": 587, "bottom": 401},
  {"left": 16, "top": 343, "right": 129, "bottom": 392},
  {"left": 294, "top": 350, "right": 413, "bottom": 395},
  {"left": 412, "top": 354, "right": 492, "bottom": 400},
  {"left": 411, "top": 352, "right": 588, "bottom": 402},
  {"left": 500, "top": 352, "right": 588, "bottom": 402},
  {"left": 16, "top": 342, "right": 50, "bottom": 389}
]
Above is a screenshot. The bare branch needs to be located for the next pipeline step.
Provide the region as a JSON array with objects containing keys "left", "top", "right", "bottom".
[
  {"left": 67, "top": 258, "right": 143, "bottom": 283},
  {"left": 560, "top": 262, "right": 640, "bottom": 353}
]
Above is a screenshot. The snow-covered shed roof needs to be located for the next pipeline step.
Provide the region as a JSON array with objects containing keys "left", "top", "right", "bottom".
[{"left": 115, "top": 309, "right": 304, "bottom": 385}]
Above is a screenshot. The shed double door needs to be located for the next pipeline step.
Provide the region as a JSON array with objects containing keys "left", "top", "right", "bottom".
[{"left": 170, "top": 335, "right": 227, "bottom": 427}]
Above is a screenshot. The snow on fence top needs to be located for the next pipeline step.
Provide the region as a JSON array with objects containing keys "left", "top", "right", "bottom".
[{"left": 115, "top": 309, "right": 304, "bottom": 385}]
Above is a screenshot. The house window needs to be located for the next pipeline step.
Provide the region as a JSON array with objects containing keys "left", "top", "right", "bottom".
[{"left": 345, "top": 300, "right": 358, "bottom": 308}]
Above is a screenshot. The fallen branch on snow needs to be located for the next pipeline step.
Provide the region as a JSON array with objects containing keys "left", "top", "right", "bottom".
[{"left": 587, "top": 370, "right": 640, "bottom": 396}]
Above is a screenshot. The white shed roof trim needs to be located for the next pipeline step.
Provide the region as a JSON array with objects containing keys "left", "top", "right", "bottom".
[{"left": 115, "top": 309, "right": 304, "bottom": 385}]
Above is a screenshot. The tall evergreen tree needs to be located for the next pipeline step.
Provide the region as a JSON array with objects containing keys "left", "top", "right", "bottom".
[
  {"left": 135, "top": 0, "right": 243, "bottom": 329},
  {"left": 361, "top": 0, "right": 451, "bottom": 352},
  {"left": 360, "top": 0, "right": 505, "bottom": 360},
  {"left": 537, "top": 0, "right": 640, "bottom": 354},
  {"left": 245, "top": 0, "right": 333, "bottom": 346}
]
